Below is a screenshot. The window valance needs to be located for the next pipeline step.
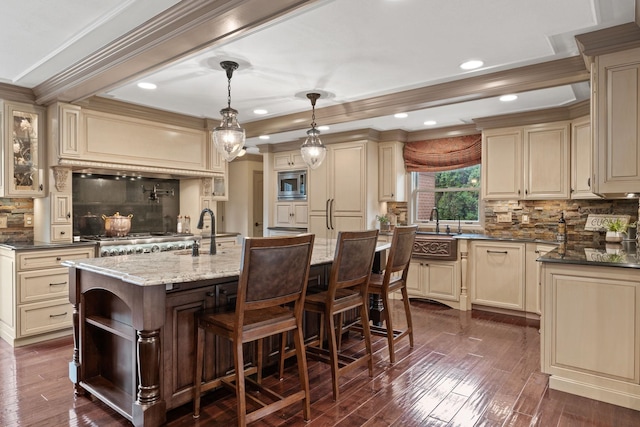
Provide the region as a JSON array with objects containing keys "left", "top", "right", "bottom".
[{"left": 403, "top": 134, "right": 481, "bottom": 172}]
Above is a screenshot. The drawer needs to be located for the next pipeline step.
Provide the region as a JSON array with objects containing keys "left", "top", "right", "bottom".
[
  {"left": 51, "top": 225, "right": 72, "bottom": 242},
  {"left": 17, "top": 247, "right": 95, "bottom": 270},
  {"left": 19, "top": 299, "right": 72, "bottom": 337},
  {"left": 18, "top": 267, "right": 69, "bottom": 304}
]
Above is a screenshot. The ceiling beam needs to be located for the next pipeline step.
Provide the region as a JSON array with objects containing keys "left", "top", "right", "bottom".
[{"left": 242, "top": 55, "right": 590, "bottom": 138}]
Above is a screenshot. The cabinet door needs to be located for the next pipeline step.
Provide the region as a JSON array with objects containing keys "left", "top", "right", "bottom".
[
  {"left": 331, "top": 142, "right": 365, "bottom": 216},
  {"left": 274, "top": 153, "right": 294, "bottom": 170},
  {"left": 571, "top": 116, "right": 599, "bottom": 199},
  {"left": 275, "top": 202, "right": 293, "bottom": 226},
  {"left": 523, "top": 122, "right": 570, "bottom": 199},
  {"left": 52, "top": 194, "right": 72, "bottom": 224},
  {"left": 424, "top": 261, "right": 459, "bottom": 301},
  {"left": 292, "top": 203, "right": 308, "bottom": 226},
  {"left": 482, "top": 128, "right": 522, "bottom": 199},
  {"left": 379, "top": 141, "right": 405, "bottom": 202},
  {"left": 2, "top": 102, "right": 45, "bottom": 197},
  {"left": 595, "top": 47, "right": 640, "bottom": 195},
  {"left": 471, "top": 242, "right": 525, "bottom": 310},
  {"left": 406, "top": 260, "right": 426, "bottom": 297},
  {"left": 525, "top": 243, "right": 556, "bottom": 315}
]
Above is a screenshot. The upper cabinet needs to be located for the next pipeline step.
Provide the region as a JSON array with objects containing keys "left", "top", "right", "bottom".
[
  {"left": 273, "top": 151, "right": 306, "bottom": 171},
  {"left": 570, "top": 115, "right": 599, "bottom": 199},
  {"left": 482, "top": 122, "right": 570, "bottom": 200},
  {"left": 378, "top": 141, "right": 406, "bottom": 202},
  {"left": 592, "top": 47, "right": 640, "bottom": 196},
  {"left": 1, "top": 101, "right": 45, "bottom": 197}
]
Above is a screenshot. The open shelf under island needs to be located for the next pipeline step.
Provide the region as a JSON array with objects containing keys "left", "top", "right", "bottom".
[{"left": 64, "top": 237, "right": 390, "bottom": 427}]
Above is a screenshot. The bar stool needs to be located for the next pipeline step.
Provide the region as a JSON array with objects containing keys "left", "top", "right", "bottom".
[
  {"left": 193, "top": 234, "right": 315, "bottom": 426},
  {"left": 365, "top": 225, "right": 417, "bottom": 363},
  {"left": 302, "top": 230, "right": 379, "bottom": 401}
]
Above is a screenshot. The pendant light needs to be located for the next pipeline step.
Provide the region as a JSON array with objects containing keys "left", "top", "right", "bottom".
[
  {"left": 300, "top": 92, "right": 326, "bottom": 169},
  {"left": 212, "top": 61, "right": 245, "bottom": 162}
]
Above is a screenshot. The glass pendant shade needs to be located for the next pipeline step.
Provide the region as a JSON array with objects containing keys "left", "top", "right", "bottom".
[
  {"left": 300, "top": 127, "right": 326, "bottom": 169},
  {"left": 213, "top": 107, "right": 245, "bottom": 161},
  {"left": 301, "top": 92, "right": 326, "bottom": 169}
]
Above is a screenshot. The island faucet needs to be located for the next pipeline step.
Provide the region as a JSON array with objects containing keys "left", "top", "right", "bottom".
[
  {"left": 430, "top": 207, "right": 440, "bottom": 234},
  {"left": 196, "top": 208, "right": 216, "bottom": 255}
]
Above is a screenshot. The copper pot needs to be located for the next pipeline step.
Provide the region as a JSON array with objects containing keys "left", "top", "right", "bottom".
[{"left": 102, "top": 212, "right": 133, "bottom": 237}]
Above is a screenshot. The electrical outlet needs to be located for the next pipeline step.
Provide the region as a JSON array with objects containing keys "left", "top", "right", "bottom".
[
  {"left": 522, "top": 214, "right": 529, "bottom": 224},
  {"left": 24, "top": 214, "right": 33, "bottom": 227},
  {"left": 0, "top": 216, "right": 7, "bottom": 228},
  {"left": 497, "top": 212, "right": 512, "bottom": 223}
]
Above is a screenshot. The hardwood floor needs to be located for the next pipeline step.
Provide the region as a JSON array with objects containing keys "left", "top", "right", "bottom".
[{"left": 2, "top": 300, "right": 640, "bottom": 426}]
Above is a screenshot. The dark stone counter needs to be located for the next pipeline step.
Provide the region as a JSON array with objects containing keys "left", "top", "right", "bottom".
[{"left": 539, "top": 240, "right": 640, "bottom": 269}]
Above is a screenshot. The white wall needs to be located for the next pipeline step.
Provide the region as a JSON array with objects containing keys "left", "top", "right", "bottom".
[{"left": 225, "top": 155, "right": 263, "bottom": 237}]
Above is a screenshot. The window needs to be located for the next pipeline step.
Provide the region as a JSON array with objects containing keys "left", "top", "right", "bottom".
[{"left": 412, "top": 164, "right": 481, "bottom": 224}]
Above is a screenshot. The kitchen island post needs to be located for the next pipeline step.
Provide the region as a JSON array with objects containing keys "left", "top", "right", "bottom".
[{"left": 66, "top": 239, "right": 389, "bottom": 427}]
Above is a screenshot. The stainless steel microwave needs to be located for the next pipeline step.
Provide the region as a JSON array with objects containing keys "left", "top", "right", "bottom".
[{"left": 278, "top": 170, "right": 307, "bottom": 200}]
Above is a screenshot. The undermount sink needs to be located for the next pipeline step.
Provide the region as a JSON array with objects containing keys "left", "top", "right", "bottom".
[{"left": 413, "top": 234, "right": 458, "bottom": 261}]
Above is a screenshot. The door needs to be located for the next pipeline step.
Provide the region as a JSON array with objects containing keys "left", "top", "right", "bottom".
[{"left": 252, "top": 171, "right": 264, "bottom": 237}]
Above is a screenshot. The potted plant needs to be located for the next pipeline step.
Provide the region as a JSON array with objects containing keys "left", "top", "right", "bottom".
[
  {"left": 376, "top": 214, "right": 391, "bottom": 231},
  {"left": 604, "top": 218, "right": 627, "bottom": 243}
]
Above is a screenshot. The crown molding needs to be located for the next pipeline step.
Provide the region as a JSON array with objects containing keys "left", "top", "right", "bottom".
[
  {"left": 0, "top": 83, "right": 36, "bottom": 104},
  {"left": 575, "top": 21, "right": 640, "bottom": 66},
  {"left": 406, "top": 124, "right": 480, "bottom": 141},
  {"left": 473, "top": 100, "right": 588, "bottom": 130}
]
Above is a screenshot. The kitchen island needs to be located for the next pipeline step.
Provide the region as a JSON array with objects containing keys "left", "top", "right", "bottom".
[
  {"left": 64, "top": 237, "right": 389, "bottom": 427},
  {"left": 538, "top": 241, "right": 640, "bottom": 411}
]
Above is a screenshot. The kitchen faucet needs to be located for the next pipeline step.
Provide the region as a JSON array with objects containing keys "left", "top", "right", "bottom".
[
  {"left": 430, "top": 207, "right": 440, "bottom": 234},
  {"left": 196, "top": 208, "right": 216, "bottom": 255}
]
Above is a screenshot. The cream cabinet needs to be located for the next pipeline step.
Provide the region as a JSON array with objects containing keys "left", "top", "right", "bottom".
[
  {"left": 274, "top": 150, "right": 306, "bottom": 170},
  {"left": 482, "top": 122, "right": 570, "bottom": 200},
  {"left": 570, "top": 115, "right": 599, "bottom": 199},
  {"left": 593, "top": 47, "right": 640, "bottom": 196},
  {"left": 48, "top": 102, "right": 82, "bottom": 160},
  {"left": 541, "top": 262, "right": 640, "bottom": 410},
  {"left": 1, "top": 101, "right": 45, "bottom": 197},
  {"left": 274, "top": 202, "right": 308, "bottom": 227},
  {"left": 378, "top": 141, "right": 406, "bottom": 202},
  {"left": 308, "top": 141, "right": 377, "bottom": 238},
  {"left": 470, "top": 241, "right": 525, "bottom": 310},
  {"left": 406, "top": 259, "right": 459, "bottom": 303},
  {"left": 0, "top": 245, "right": 96, "bottom": 347},
  {"left": 524, "top": 242, "right": 556, "bottom": 315}
]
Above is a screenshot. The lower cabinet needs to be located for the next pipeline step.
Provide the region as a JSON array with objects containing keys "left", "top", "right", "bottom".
[
  {"left": 406, "top": 259, "right": 459, "bottom": 302},
  {"left": 541, "top": 262, "right": 640, "bottom": 410},
  {"left": 471, "top": 241, "right": 525, "bottom": 311},
  {"left": 524, "top": 242, "right": 556, "bottom": 315},
  {"left": 274, "top": 202, "right": 308, "bottom": 227},
  {"left": 0, "top": 245, "right": 96, "bottom": 346}
]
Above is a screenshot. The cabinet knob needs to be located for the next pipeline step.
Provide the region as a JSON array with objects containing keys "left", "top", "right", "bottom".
[
  {"left": 587, "top": 177, "right": 591, "bottom": 188},
  {"left": 60, "top": 231, "right": 66, "bottom": 235},
  {"left": 67, "top": 212, "right": 71, "bottom": 219},
  {"left": 39, "top": 184, "right": 43, "bottom": 191},
  {"left": 206, "top": 291, "right": 215, "bottom": 297},
  {"left": 391, "top": 193, "right": 394, "bottom": 197},
  {"left": 56, "top": 257, "right": 62, "bottom": 261}
]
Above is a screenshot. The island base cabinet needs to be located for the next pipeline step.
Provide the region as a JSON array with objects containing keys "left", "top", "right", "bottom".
[
  {"left": 541, "top": 263, "right": 640, "bottom": 410},
  {"left": 406, "top": 259, "right": 460, "bottom": 307}
]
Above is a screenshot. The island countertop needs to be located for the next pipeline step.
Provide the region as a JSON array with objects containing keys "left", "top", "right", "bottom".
[
  {"left": 63, "top": 237, "right": 390, "bottom": 286},
  {"left": 538, "top": 240, "right": 640, "bottom": 269}
]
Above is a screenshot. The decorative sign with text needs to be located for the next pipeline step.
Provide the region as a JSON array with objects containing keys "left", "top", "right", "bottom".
[{"left": 584, "top": 214, "right": 631, "bottom": 231}]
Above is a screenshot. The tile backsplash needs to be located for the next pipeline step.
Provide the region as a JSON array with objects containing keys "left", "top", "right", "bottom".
[
  {"left": 484, "top": 198, "right": 639, "bottom": 243},
  {"left": 0, "top": 198, "right": 34, "bottom": 243}
]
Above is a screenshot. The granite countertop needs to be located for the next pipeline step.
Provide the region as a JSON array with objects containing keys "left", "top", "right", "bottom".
[
  {"left": 414, "top": 231, "right": 559, "bottom": 245},
  {"left": 0, "top": 240, "right": 98, "bottom": 251},
  {"left": 539, "top": 240, "right": 640, "bottom": 269},
  {"left": 63, "top": 238, "right": 390, "bottom": 286}
]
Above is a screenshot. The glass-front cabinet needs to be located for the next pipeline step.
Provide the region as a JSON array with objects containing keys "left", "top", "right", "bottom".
[{"left": 1, "top": 102, "right": 45, "bottom": 197}]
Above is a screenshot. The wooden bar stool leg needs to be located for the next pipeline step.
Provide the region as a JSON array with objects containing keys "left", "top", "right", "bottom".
[
  {"left": 360, "top": 301, "right": 374, "bottom": 377},
  {"left": 193, "top": 325, "right": 204, "bottom": 418},
  {"left": 381, "top": 291, "right": 395, "bottom": 363},
  {"left": 294, "top": 323, "right": 311, "bottom": 420},
  {"left": 401, "top": 286, "right": 414, "bottom": 348},
  {"left": 336, "top": 312, "right": 344, "bottom": 351},
  {"left": 326, "top": 310, "right": 340, "bottom": 401},
  {"left": 257, "top": 338, "right": 264, "bottom": 384},
  {"left": 234, "top": 340, "right": 247, "bottom": 426},
  {"left": 278, "top": 331, "right": 287, "bottom": 380}
]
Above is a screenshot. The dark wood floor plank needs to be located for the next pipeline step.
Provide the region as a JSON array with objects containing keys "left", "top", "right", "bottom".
[{"left": 2, "top": 300, "right": 640, "bottom": 426}]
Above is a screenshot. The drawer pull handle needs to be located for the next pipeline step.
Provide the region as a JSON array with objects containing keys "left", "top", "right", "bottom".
[
  {"left": 50, "top": 312, "right": 68, "bottom": 318},
  {"left": 50, "top": 281, "right": 67, "bottom": 286},
  {"left": 486, "top": 250, "right": 508, "bottom": 254}
]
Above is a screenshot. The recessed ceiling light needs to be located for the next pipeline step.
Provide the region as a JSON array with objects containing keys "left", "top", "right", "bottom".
[
  {"left": 394, "top": 113, "right": 408, "bottom": 118},
  {"left": 500, "top": 94, "right": 518, "bottom": 102},
  {"left": 253, "top": 109, "right": 268, "bottom": 115},
  {"left": 258, "top": 135, "right": 270, "bottom": 140},
  {"left": 460, "top": 60, "right": 484, "bottom": 70},
  {"left": 317, "top": 125, "right": 330, "bottom": 131},
  {"left": 137, "top": 82, "right": 157, "bottom": 90},
  {"left": 424, "top": 120, "right": 437, "bottom": 126}
]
